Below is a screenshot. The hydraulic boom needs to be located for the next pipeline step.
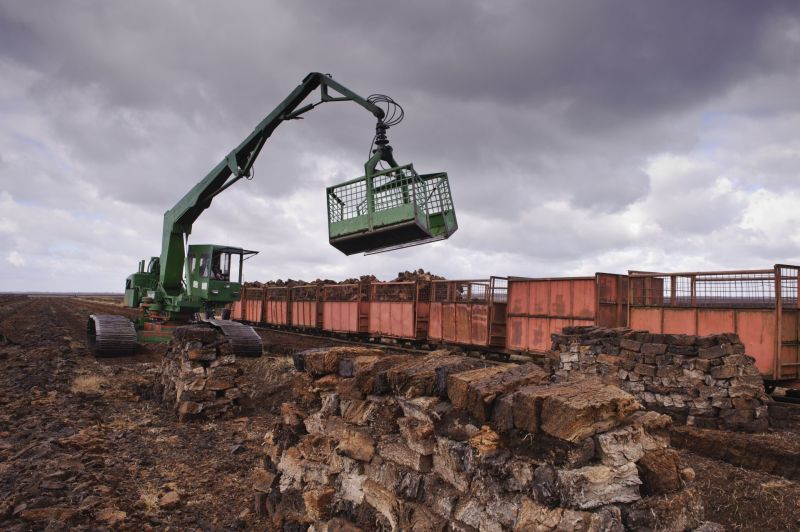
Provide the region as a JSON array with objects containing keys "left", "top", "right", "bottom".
[{"left": 88, "top": 72, "right": 457, "bottom": 357}]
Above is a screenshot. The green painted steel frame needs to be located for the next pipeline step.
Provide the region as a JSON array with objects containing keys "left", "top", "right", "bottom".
[
  {"left": 327, "top": 162, "right": 458, "bottom": 254},
  {"left": 129, "top": 72, "right": 397, "bottom": 317}
]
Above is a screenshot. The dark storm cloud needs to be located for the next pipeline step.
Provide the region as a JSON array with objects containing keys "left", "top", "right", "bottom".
[{"left": 1, "top": 1, "right": 799, "bottom": 290}]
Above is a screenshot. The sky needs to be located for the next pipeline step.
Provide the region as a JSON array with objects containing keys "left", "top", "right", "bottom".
[{"left": 1, "top": 1, "right": 799, "bottom": 292}]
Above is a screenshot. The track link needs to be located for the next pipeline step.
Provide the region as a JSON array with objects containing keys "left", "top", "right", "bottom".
[
  {"left": 207, "top": 319, "right": 262, "bottom": 357},
  {"left": 87, "top": 314, "right": 137, "bottom": 357}
]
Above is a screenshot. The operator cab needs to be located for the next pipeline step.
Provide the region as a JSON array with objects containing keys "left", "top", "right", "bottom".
[{"left": 186, "top": 245, "right": 258, "bottom": 303}]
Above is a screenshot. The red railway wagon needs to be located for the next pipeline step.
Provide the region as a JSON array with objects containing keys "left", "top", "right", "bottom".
[
  {"left": 230, "top": 298, "right": 243, "bottom": 321},
  {"left": 321, "top": 283, "right": 370, "bottom": 334},
  {"left": 290, "top": 285, "right": 322, "bottom": 329},
  {"left": 369, "top": 281, "right": 430, "bottom": 340},
  {"left": 265, "top": 286, "right": 290, "bottom": 326},
  {"left": 628, "top": 265, "right": 800, "bottom": 385},
  {"left": 240, "top": 286, "right": 264, "bottom": 323},
  {"left": 428, "top": 278, "right": 508, "bottom": 350},
  {"left": 505, "top": 273, "right": 629, "bottom": 354}
]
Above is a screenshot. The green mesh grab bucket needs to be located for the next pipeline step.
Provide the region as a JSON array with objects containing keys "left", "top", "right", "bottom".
[{"left": 327, "top": 164, "right": 458, "bottom": 255}]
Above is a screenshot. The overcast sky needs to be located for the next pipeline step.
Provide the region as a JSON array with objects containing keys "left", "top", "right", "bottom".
[{"left": 1, "top": 1, "right": 799, "bottom": 292}]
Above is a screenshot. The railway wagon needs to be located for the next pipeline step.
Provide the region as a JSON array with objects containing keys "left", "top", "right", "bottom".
[
  {"left": 628, "top": 265, "right": 800, "bottom": 385},
  {"left": 505, "top": 273, "right": 629, "bottom": 354},
  {"left": 369, "top": 280, "right": 430, "bottom": 341},
  {"left": 428, "top": 278, "right": 508, "bottom": 351},
  {"left": 240, "top": 286, "right": 264, "bottom": 323},
  {"left": 321, "top": 283, "right": 370, "bottom": 334},
  {"left": 265, "top": 286, "right": 291, "bottom": 326},
  {"left": 290, "top": 285, "right": 322, "bottom": 329},
  {"left": 230, "top": 297, "right": 244, "bottom": 321}
]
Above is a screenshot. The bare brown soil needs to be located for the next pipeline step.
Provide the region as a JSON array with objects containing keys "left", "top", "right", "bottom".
[
  {"left": 1, "top": 295, "right": 800, "bottom": 530},
  {"left": 681, "top": 451, "right": 800, "bottom": 531},
  {"left": 0, "top": 296, "right": 321, "bottom": 530}
]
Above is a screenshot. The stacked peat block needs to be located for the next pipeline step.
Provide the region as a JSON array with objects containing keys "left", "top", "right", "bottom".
[
  {"left": 160, "top": 326, "right": 248, "bottom": 421},
  {"left": 253, "top": 348, "right": 713, "bottom": 531},
  {"left": 550, "top": 326, "right": 771, "bottom": 432}
]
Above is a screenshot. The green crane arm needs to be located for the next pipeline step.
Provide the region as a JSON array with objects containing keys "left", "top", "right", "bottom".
[{"left": 159, "top": 72, "right": 393, "bottom": 292}]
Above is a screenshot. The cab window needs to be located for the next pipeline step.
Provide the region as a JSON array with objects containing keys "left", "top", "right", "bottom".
[
  {"left": 211, "top": 252, "right": 231, "bottom": 281},
  {"left": 199, "top": 255, "right": 211, "bottom": 278}
]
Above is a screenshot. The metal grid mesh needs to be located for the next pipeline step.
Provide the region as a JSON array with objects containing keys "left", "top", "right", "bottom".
[
  {"left": 780, "top": 266, "right": 800, "bottom": 308},
  {"left": 373, "top": 167, "right": 420, "bottom": 213},
  {"left": 458, "top": 282, "right": 488, "bottom": 302},
  {"left": 266, "top": 287, "right": 288, "bottom": 301},
  {"left": 418, "top": 283, "right": 431, "bottom": 302},
  {"left": 491, "top": 277, "right": 508, "bottom": 303},
  {"left": 291, "top": 285, "right": 319, "bottom": 301},
  {"left": 629, "top": 267, "right": 800, "bottom": 308},
  {"left": 432, "top": 281, "right": 449, "bottom": 302},
  {"left": 328, "top": 180, "right": 367, "bottom": 222},
  {"left": 372, "top": 282, "right": 416, "bottom": 302},
  {"left": 432, "top": 279, "right": 507, "bottom": 303},
  {"left": 415, "top": 173, "right": 454, "bottom": 216},
  {"left": 327, "top": 166, "right": 456, "bottom": 226},
  {"left": 323, "top": 284, "right": 363, "bottom": 302},
  {"left": 246, "top": 288, "right": 264, "bottom": 300}
]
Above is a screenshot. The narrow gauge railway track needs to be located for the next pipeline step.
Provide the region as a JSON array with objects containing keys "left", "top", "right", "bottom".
[
  {"left": 250, "top": 323, "right": 432, "bottom": 357},
  {"left": 246, "top": 321, "right": 525, "bottom": 363}
]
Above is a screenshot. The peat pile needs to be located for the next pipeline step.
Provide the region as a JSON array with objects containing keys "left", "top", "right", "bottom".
[
  {"left": 159, "top": 326, "right": 249, "bottom": 421},
  {"left": 392, "top": 269, "right": 445, "bottom": 282},
  {"left": 242, "top": 269, "right": 443, "bottom": 289},
  {"left": 252, "top": 347, "right": 713, "bottom": 531},
  {"left": 550, "top": 327, "right": 771, "bottom": 432}
]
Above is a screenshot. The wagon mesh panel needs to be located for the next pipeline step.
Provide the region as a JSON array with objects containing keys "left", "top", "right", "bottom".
[
  {"left": 323, "top": 284, "right": 362, "bottom": 301},
  {"left": 246, "top": 288, "right": 264, "bottom": 300},
  {"left": 629, "top": 270, "right": 793, "bottom": 309},
  {"left": 372, "top": 282, "right": 416, "bottom": 302},
  {"left": 266, "top": 287, "right": 288, "bottom": 301},
  {"left": 491, "top": 277, "right": 508, "bottom": 303},
  {"left": 291, "top": 285, "right": 319, "bottom": 301},
  {"left": 456, "top": 282, "right": 488, "bottom": 302},
  {"left": 779, "top": 266, "right": 800, "bottom": 308},
  {"left": 432, "top": 282, "right": 449, "bottom": 302},
  {"left": 418, "top": 283, "right": 431, "bottom": 302},
  {"left": 433, "top": 280, "right": 505, "bottom": 303}
]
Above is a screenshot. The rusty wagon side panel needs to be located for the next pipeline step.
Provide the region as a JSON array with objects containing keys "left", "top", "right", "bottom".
[
  {"left": 322, "top": 283, "right": 370, "bottom": 334},
  {"left": 628, "top": 266, "right": 800, "bottom": 383},
  {"left": 428, "top": 278, "right": 507, "bottom": 349},
  {"left": 290, "top": 285, "right": 322, "bottom": 330},
  {"left": 506, "top": 273, "right": 628, "bottom": 354},
  {"left": 242, "top": 287, "right": 264, "bottom": 323},
  {"left": 368, "top": 281, "right": 430, "bottom": 340},
  {"left": 230, "top": 293, "right": 243, "bottom": 321},
  {"left": 265, "top": 287, "right": 290, "bottom": 326}
]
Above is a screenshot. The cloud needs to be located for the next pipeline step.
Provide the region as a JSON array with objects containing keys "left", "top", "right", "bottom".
[
  {"left": 0, "top": 1, "right": 799, "bottom": 291},
  {"left": 6, "top": 250, "right": 25, "bottom": 267}
]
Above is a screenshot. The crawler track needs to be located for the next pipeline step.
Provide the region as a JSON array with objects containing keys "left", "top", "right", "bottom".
[
  {"left": 87, "top": 314, "right": 137, "bottom": 356},
  {"left": 206, "top": 319, "right": 263, "bottom": 357}
]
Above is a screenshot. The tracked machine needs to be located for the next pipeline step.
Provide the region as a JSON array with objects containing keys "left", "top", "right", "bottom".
[{"left": 88, "top": 72, "right": 458, "bottom": 356}]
